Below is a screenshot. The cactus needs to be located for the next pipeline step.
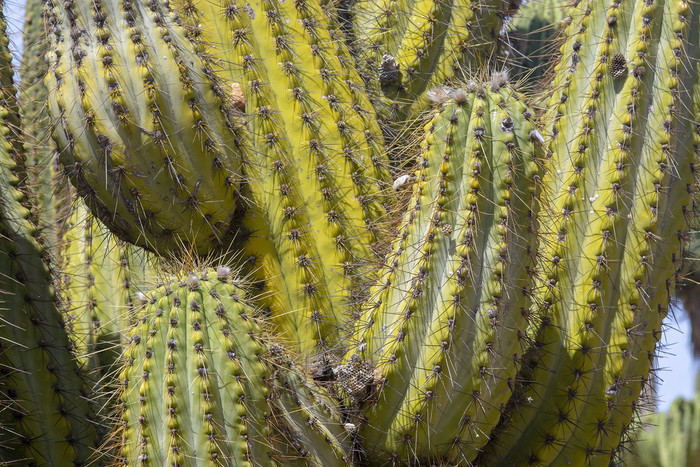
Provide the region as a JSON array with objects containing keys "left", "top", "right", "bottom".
[
  {"left": 19, "top": 0, "right": 68, "bottom": 256},
  {"left": 45, "top": 0, "right": 245, "bottom": 255},
  {"left": 1, "top": 0, "right": 699, "bottom": 463},
  {"left": 339, "top": 81, "right": 543, "bottom": 462},
  {"left": 168, "top": 0, "right": 394, "bottom": 357},
  {"left": 0, "top": 6, "right": 104, "bottom": 462},
  {"left": 352, "top": 0, "right": 516, "bottom": 120},
  {"left": 118, "top": 268, "right": 352, "bottom": 464},
  {"left": 477, "top": 0, "right": 700, "bottom": 464},
  {"left": 59, "top": 200, "right": 155, "bottom": 376},
  {"left": 624, "top": 393, "right": 700, "bottom": 467},
  {"left": 508, "top": 0, "right": 568, "bottom": 85}
]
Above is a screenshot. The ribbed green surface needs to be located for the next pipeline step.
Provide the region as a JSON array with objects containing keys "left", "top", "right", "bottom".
[
  {"left": 344, "top": 83, "right": 542, "bottom": 462},
  {"left": 45, "top": 0, "right": 245, "bottom": 255},
  {"left": 170, "top": 0, "right": 393, "bottom": 357},
  {"left": 509, "top": 0, "right": 568, "bottom": 85},
  {"left": 60, "top": 200, "right": 155, "bottom": 376},
  {"left": 20, "top": 0, "right": 64, "bottom": 253},
  {"left": 0, "top": 6, "right": 103, "bottom": 460},
  {"left": 119, "top": 268, "right": 351, "bottom": 465},
  {"left": 352, "top": 0, "right": 514, "bottom": 120},
  {"left": 477, "top": 0, "right": 700, "bottom": 464}
]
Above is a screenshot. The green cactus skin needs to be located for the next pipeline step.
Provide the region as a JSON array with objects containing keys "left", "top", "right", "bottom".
[
  {"left": 60, "top": 200, "right": 155, "bottom": 376},
  {"left": 352, "top": 0, "right": 515, "bottom": 121},
  {"left": 169, "top": 0, "right": 393, "bottom": 357},
  {"left": 0, "top": 8, "right": 103, "bottom": 462},
  {"left": 342, "top": 83, "right": 542, "bottom": 462},
  {"left": 625, "top": 393, "right": 700, "bottom": 467},
  {"left": 509, "top": 0, "right": 568, "bottom": 85},
  {"left": 44, "top": 0, "right": 246, "bottom": 256},
  {"left": 476, "top": 0, "right": 700, "bottom": 464},
  {"left": 19, "top": 0, "right": 65, "bottom": 254},
  {"left": 118, "top": 268, "right": 352, "bottom": 465}
]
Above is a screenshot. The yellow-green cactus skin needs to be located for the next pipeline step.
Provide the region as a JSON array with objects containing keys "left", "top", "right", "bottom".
[
  {"left": 352, "top": 0, "right": 516, "bottom": 120},
  {"left": 45, "top": 0, "right": 245, "bottom": 256},
  {"left": 168, "top": 0, "right": 394, "bottom": 357},
  {"left": 0, "top": 6, "right": 103, "bottom": 462},
  {"left": 477, "top": 0, "right": 700, "bottom": 464},
  {"left": 3, "top": 0, "right": 700, "bottom": 462},
  {"left": 119, "top": 268, "right": 352, "bottom": 465},
  {"left": 60, "top": 200, "right": 154, "bottom": 375},
  {"left": 343, "top": 82, "right": 543, "bottom": 462}
]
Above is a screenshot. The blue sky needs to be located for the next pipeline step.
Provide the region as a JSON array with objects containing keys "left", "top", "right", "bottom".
[{"left": 3, "top": 0, "right": 697, "bottom": 413}]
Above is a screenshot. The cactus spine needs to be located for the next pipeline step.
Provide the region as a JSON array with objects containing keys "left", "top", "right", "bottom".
[
  {"left": 170, "top": 0, "right": 393, "bottom": 357},
  {"left": 119, "top": 268, "right": 351, "bottom": 465},
  {"left": 343, "top": 83, "right": 542, "bottom": 462},
  {"left": 477, "top": 0, "right": 700, "bottom": 464},
  {"left": 45, "top": 0, "right": 246, "bottom": 255}
]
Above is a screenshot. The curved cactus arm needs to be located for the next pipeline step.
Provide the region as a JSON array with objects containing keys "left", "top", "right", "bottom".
[
  {"left": 342, "top": 82, "right": 542, "bottom": 463},
  {"left": 591, "top": 2, "right": 700, "bottom": 461},
  {"left": 169, "top": 0, "right": 393, "bottom": 357},
  {"left": 45, "top": 0, "right": 245, "bottom": 255},
  {"left": 118, "top": 268, "right": 353, "bottom": 465},
  {"left": 0, "top": 6, "right": 104, "bottom": 461},
  {"left": 477, "top": 0, "right": 700, "bottom": 464}
]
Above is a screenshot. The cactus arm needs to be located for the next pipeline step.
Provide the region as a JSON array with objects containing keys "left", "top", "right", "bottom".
[
  {"left": 60, "top": 200, "right": 156, "bottom": 375},
  {"left": 508, "top": 0, "right": 569, "bottom": 84},
  {"left": 0, "top": 9, "right": 102, "bottom": 461},
  {"left": 271, "top": 351, "right": 354, "bottom": 465},
  {"left": 45, "top": 0, "right": 244, "bottom": 255},
  {"left": 119, "top": 268, "right": 352, "bottom": 464},
  {"left": 60, "top": 200, "right": 93, "bottom": 363},
  {"left": 170, "top": 0, "right": 392, "bottom": 356},
  {"left": 587, "top": 2, "right": 700, "bottom": 461},
  {"left": 353, "top": 0, "right": 512, "bottom": 119},
  {"left": 19, "top": 0, "right": 65, "bottom": 251},
  {"left": 478, "top": 0, "right": 700, "bottom": 463},
  {"left": 345, "top": 84, "right": 542, "bottom": 462}
]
